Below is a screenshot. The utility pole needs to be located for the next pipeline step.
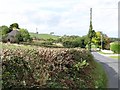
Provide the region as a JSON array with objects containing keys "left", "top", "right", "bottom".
[
  {"left": 101, "top": 34, "right": 103, "bottom": 50},
  {"left": 88, "top": 8, "right": 93, "bottom": 52},
  {"left": 90, "top": 8, "right": 92, "bottom": 22},
  {"left": 36, "top": 28, "right": 38, "bottom": 34}
]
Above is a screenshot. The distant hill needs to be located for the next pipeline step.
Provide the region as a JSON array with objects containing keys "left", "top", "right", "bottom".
[{"left": 30, "top": 33, "right": 60, "bottom": 40}]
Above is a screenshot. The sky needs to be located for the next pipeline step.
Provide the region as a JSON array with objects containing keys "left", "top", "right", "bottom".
[{"left": 0, "top": 0, "right": 119, "bottom": 37}]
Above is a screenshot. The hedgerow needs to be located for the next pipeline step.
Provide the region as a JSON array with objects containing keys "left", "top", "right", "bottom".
[
  {"left": 110, "top": 41, "right": 120, "bottom": 54},
  {"left": 1, "top": 44, "right": 107, "bottom": 89}
]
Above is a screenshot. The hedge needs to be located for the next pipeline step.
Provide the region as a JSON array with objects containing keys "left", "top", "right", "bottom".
[
  {"left": 1, "top": 44, "right": 107, "bottom": 89},
  {"left": 110, "top": 42, "right": 120, "bottom": 54}
]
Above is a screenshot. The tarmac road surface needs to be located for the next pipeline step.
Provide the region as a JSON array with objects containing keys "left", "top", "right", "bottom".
[{"left": 92, "top": 52, "right": 119, "bottom": 89}]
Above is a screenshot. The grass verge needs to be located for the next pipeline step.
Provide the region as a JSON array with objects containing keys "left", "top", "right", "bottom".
[
  {"left": 109, "top": 56, "right": 120, "bottom": 60},
  {"left": 98, "top": 51, "right": 113, "bottom": 54},
  {"left": 91, "top": 60, "right": 108, "bottom": 88}
]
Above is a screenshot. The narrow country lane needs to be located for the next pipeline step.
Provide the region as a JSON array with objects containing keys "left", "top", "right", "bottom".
[{"left": 92, "top": 52, "right": 119, "bottom": 88}]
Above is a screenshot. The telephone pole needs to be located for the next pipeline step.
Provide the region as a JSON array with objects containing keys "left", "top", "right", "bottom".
[
  {"left": 88, "top": 8, "right": 93, "bottom": 52},
  {"left": 36, "top": 28, "right": 38, "bottom": 34},
  {"left": 90, "top": 8, "right": 92, "bottom": 23},
  {"left": 101, "top": 34, "right": 103, "bottom": 50}
]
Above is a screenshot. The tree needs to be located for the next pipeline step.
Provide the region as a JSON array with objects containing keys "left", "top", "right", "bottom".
[
  {"left": 50, "top": 32, "right": 54, "bottom": 35},
  {"left": 62, "top": 36, "right": 86, "bottom": 48},
  {"left": 9, "top": 23, "right": 19, "bottom": 31},
  {"left": 92, "top": 31, "right": 110, "bottom": 49},
  {"left": 102, "top": 34, "right": 110, "bottom": 49},
  {"left": 2, "top": 34, "right": 8, "bottom": 43},
  {"left": 0, "top": 25, "right": 10, "bottom": 35},
  {"left": 14, "top": 32, "right": 23, "bottom": 43},
  {"left": 19, "top": 28, "right": 31, "bottom": 42},
  {"left": 92, "top": 31, "right": 101, "bottom": 48}
]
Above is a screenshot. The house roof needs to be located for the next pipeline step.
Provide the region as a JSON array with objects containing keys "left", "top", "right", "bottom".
[{"left": 8, "top": 30, "right": 20, "bottom": 36}]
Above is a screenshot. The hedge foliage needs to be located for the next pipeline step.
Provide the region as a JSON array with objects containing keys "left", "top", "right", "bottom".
[
  {"left": 110, "top": 42, "right": 120, "bottom": 54},
  {"left": 1, "top": 45, "right": 104, "bottom": 89}
]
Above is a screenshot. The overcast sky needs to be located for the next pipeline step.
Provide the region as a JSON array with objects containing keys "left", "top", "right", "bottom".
[{"left": 0, "top": 0, "right": 118, "bottom": 37}]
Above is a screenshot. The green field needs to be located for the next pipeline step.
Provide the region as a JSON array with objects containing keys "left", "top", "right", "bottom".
[{"left": 30, "top": 33, "right": 59, "bottom": 40}]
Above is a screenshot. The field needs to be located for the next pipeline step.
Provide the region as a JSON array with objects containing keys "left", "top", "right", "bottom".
[
  {"left": 30, "top": 33, "right": 59, "bottom": 40},
  {"left": 1, "top": 43, "right": 107, "bottom": 89}
]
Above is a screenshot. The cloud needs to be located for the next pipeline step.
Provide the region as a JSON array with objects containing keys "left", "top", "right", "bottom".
[{"left": 0, "top": 0, "right": 119, "bottom": 37}]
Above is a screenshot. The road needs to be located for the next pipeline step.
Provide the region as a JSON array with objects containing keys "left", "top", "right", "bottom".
[{"left": 92, "top": 52, "right": 119, "bottom": 88}]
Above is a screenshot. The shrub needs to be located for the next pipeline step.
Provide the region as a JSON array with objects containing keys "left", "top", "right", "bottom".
[
  {"left": 110, "top": 42, "right": 120, "bottom": 54},
  {"left": 62, "top": 40, "right": 80, "bottom": 48},
  {"left": 1, "top": 46, "right": 94, "bottom": 89},
  {"left": 2, "top": 49, "right": 47, "bottom": 88},
  {"left": 2, "top": 34, "right": 8, "bottom": 43},
  {"left": 19, "top": 28, "right": 31, "bottom": 42},
  {"left": 61, "top": 36, "right": 86, "bottom": 48},
  {"left": 63, "top": 40, "right": 74, "bottom": 48},
  {"left": 1, "top": 44, "right": 106, "bottom": 89}
]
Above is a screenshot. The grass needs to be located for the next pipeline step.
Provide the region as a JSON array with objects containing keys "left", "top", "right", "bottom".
[
  {"left": 98, "top": 50, "right": 120, "bottom": 60},
  {"left": 91, "top": 60, "right": 108, "bottom": 88},
  {"left": 109, "top": 56, "right": 120, "bottom": 60},
  {"left": 30, "top": 33, "right": 59, "bottom": 40},
  {"left": 0, "top": 42, "right": 38, "bottom": 50},
  {"left": 98, "top": 51, "right": 113, "bottom": 54}
]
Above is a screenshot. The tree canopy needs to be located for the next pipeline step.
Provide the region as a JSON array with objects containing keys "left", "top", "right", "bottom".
[
  {"left": 0, "top": 25, "right": 10, "bottom": 35},
  {"left": 92, "top": 31, "right": 110, "bottom": 49},
  {"left": 9, "top": 23, "right": 19, "bottom": 31},
  {"left": 19, "top": 28, "right": 31, "bottom": 42}
]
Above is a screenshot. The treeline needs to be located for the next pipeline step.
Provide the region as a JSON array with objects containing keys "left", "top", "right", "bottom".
[
  {"left": 55, "top": 35, "right": 87, "bottom": 48},
  {"left": 55, "top": 31, "right": 110, "bottom": 50},
  {"left": 109, "top": 37, "right": 120, "bottom": 42}
]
